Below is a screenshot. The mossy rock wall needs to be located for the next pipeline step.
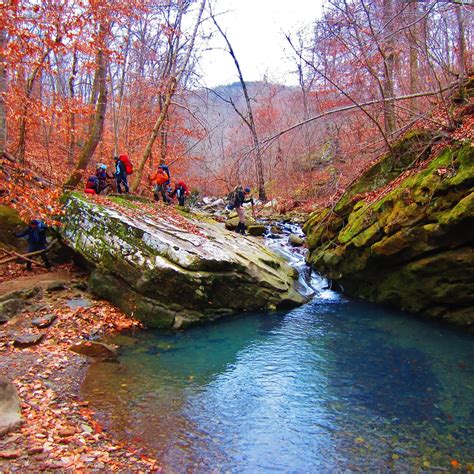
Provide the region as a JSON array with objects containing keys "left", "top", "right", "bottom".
[
  {"left": 304, "top": 139, "right": 474, "bottom": 326},
  {"left": 60, "top": 194, "right": 305, "bottom": 328}
]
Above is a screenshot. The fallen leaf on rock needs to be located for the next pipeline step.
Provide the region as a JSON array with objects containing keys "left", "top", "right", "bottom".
[{"left": 0, "top": 449, "right": 21, "bottom": 459}]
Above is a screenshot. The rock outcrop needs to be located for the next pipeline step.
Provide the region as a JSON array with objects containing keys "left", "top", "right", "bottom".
[
  {"left": 0, "top": 378, "right": 22, "bottom": 437},
  {"left": 60, "top": 193, "right": 305, "bottom": 328},
  {"left": 304, "top": 130, "right": 474, "bottom": 326}
]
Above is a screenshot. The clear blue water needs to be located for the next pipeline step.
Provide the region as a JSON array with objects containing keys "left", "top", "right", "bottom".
[{"left": 82, "top": 295, "right": 474, "bottom": 472}]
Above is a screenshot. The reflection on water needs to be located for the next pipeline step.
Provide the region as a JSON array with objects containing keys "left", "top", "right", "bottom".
[{"left": 82, "top": 297, "right": 474, "bottom": 472}]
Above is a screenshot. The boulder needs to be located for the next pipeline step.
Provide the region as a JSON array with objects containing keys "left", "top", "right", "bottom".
[
  {"left": 31, "top": 313, "right": 56, "bottom": 328},
  {"left": 0, "top": 378, "right": 22, "bottom": 437},
  {"left": 202, "top": 197, "right": 215, "bottom": 205},
  {"left": 248, "top": 225, "right": 266, "bottom": 236},
  {"left": 225, "top": 215, "right": 257, "bottom": 230},
  {"left": 0, "top": 205, "right": 25, "bottom": 250},
  {"left": 12, "top": 333, "right": 44, "bottom": 348},
  {"left": 69, "top": 341, "right": 118, "bottom": 360},
  {"left": 202, "top": 198, "right": 225, "bottom": 211},
  {"left": 304, "top": 135, "right": 474, "bottom": 326},
  {"left": 60, "top": 193, "right": 305, "bottom": 328},
  {"left": 264, "top": 199, "right": 278, "bottom": 209},
  {"left": 0, "top": 287, "right": 40, "bottom": 304},
  {"left": 0, "top": 299, "right": 25, "bottom": 322},
  {"left": 289, "top": 234, "right": 304, "bottom": 247},
  {"left": 46, "top": 281, "right": 67, "bottom": 292}
]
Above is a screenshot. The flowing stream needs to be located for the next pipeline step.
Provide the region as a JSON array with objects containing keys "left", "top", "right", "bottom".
[{"left": 81, "top": 223, "right": 474, "bottom": 472}]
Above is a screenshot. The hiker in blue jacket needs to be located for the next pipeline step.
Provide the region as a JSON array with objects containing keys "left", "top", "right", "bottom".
[
  {"left": 15, "top": 220, "right": 51, "bottom": 270},
  {"left": 114, "top": 156, "right": 129, "bottom": 194}
]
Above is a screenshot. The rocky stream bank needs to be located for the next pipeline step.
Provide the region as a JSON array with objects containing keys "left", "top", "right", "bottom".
[
  {"left": 0, "top": 264, "right": 161, "bottom": 472},
  {"left": 0, "top": 198, "right": 309, "bottom": 472},
  {"left": 304, "top": 102, "right": 474, "bottom": 327}
]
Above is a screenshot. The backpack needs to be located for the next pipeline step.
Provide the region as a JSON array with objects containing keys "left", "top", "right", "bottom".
[
  {"left": 226, "top": 188, "right": 240, "bottom": 210},
  {"left": 158, "top": 164, "right": 170, "bottom": 185},
  {"left": 119, "top": 154, "right": 133, "bottom": 175},
  {"left": 86, "top": 176, "right": 99, "bottom": 188},
  {"left": 176, "top": 185, "right": 184, "bottom": 198}
]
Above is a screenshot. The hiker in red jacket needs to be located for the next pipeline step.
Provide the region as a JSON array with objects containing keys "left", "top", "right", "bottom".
[{"left": 171, "top": 180, "right": 189, "bottom": 206}]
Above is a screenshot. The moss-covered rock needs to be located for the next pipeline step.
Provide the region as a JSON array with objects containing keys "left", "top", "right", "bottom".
[
  {"left": 60, "top": 193, "right": 306, "bottom": 328},
  {"left": 304, "top": 138, "right": 474, "bottom": 327},
  {"left": 0, "top": 205, "right": 26, "bottom": 250}
]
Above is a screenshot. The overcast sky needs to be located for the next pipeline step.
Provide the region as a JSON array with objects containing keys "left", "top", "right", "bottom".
[{"left": 198, "top": 0, "right": 324, "bottom": 88}]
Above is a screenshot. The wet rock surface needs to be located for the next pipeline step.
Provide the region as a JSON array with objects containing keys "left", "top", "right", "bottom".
[
  {"left": 60, "top": 193, "right": 305, "bottom": 328},
  {"left": 69, "top": 341, "right": 118, "bottom": 361},
  {"left": 304, "top": 135, "right": 474, "bottom": 326}
]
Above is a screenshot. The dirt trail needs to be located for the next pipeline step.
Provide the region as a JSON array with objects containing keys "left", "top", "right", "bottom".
[
  {"left": 0, "top": 268, "right": 79, "bottom": 295},
  {"left": 0, "top": 262, "right": 159, "bottom": 471}
]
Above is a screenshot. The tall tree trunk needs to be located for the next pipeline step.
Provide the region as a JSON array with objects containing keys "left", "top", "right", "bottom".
[
  {"left": 160, "top": 114, "right": 169, "bottom": 166},
  {"left": 455, "top": 4, "right": 467, "bottom": 80},
  {"left": 382, "top": 0, "right": 396, "bottom": 137},
  {"left": 408, "top": 0, "right": 419, "bottom": 114},
  {"left": 0, "top": 28, "right": 7, "bottom": 156},
  {"left": 15, "top": 39, "right": 58, "bottom": 163},
  {"left": 67, "top": 49, "right": 78, "bottom": 166},
  {"left": 131, "top": 77, "right": 176, "bottom": 191},
  {"left": 211, "top": 13, "right": 267, "bottom": 201},
  {"left": 64, "top": 25, "right": 108, "bottom": 189},
  {"left": 17, "top": 77, "right": 34, "bottom": 163},
  {"left": 156, "top": 94, "right": 169, "bottom": 167},
  {"left": 109, "top": 64, "right": 119, "bottom": 156}
]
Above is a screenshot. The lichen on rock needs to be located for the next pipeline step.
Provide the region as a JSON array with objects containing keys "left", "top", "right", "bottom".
[{"left": 60, "top": 193, "right": 306, "bottom": 328}]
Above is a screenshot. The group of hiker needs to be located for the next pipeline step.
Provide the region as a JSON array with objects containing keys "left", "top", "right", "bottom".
[
  {"left": 14, "top": 160, "right": 253, "bottom": 272},
  {"left": 84, "top": 155, "right": 190, "bottom": 206}
]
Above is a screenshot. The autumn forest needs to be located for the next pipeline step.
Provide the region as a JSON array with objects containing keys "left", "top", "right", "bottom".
[
  {"left": 0, "top": 0, "right": 471, "bottom": 219},
  {"left": 1, "top": 1, "right": 474, "bottom": 471}
]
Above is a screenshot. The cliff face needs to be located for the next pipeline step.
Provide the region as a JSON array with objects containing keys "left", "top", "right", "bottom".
[
  {"left": 304, "top": 116, "right": 474, "bottom": 326},
  {"left": 60, "top": 194, "right": 306, "bottom": 329}
]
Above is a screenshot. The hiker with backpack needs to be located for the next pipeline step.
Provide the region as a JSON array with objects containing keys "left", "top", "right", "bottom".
[
  {"left": 15, "top": 220, "right": 51, "bottom": 270},
  {"left": 228, "top": 185, "right": 253, "bottom": 235},
  {"left": 114, "top": 155, "right": 129, "bottom": 194},
  {"left": 150, "top": 166, "right": 171, "bottom": 204},
  {"left": 85, "top": 175, "right": 100, "bottom": 194},
  {"left": 171, "top": 180, "right": 189, "bottom": 206},
  {"left": 96, "top": 163, "right": 112, "bottom": 194}
]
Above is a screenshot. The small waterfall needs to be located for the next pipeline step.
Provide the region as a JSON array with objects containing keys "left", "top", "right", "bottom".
[{"left": 263, "top": 221, "right": 339, "bottom": 301}]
